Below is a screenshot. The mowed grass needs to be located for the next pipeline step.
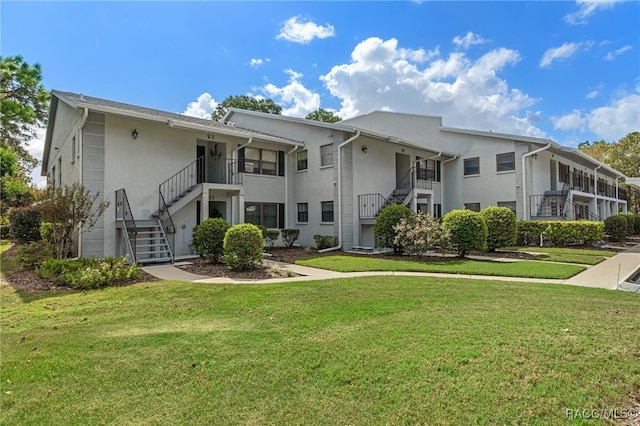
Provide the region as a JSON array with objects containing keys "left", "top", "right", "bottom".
[
  {"left": 297, "top": 255, "right": 585, "bottom": 279},
  {"left": 2, "top": 278, "right": 639, "bottom": 425},
  {"left": 502, "top": 246, "right": 616, "bottom": 265}
]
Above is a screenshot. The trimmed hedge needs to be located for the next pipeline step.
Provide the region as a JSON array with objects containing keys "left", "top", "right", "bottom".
[
  {"left": 626, "top": 214, "right": 640, "bottom": 235},
  {"left": 8, "top": 206, "right": 42, "bottom": 244},
  {"left": 224, "top": 223, "right": 264, "bottom": 271},
  {"left": 263, "top": 229, "right": 280, "bottom": 248},
  {"left": 192, "top": 218, "right": 230, "bottom": 263},
  {"left": 604, "top": 215, "right": 628, "bottom": 242},
  {"left": 374, "top": 204, "right": 414, "bottom": 253},
  {"left": 480, "top": 206, "right": 516, "bottom": 252},
  {"left": 441, "top": 209, "right": 488, "bottom": 257},
  {"left": 314, "top": 235, "right": 338, "bottom": 250},
  {"left": 517, "top": 220, "right": 604, "bottom": 246},
  {"left": 281, "top": 229, "right": 300, "bottom": 248}
]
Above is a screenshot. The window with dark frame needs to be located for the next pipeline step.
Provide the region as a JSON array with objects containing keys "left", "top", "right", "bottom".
[
  {"left": 321, "top": 201, "right": 334, "bottom": 222},
  {"left": 297, "top": 203, "right": 308, "bottom": 223},
  {"left": 297, "top": 150, "right": 308, "bottom": 171},
  {"left": 464, "top": 202, "right": 481, "bottom": 212},
  {"left": 496, "top": 152, "right": 515, "bottom": 172},
  {"left": 559, "top": 162, "right": 570, "bottom": 184},
  {"left": 463, "top": 158, "right": 480, "bottom": 176},
  {"left": 497, "top": 201, "right": 517, "bottom": 214},
  {"left": 245, "top": 203, "right": 280, "bottom": 228},
  {"left": 320, "top": 144, "right": 333, "bottom": 167},
  {"left": 242, "top": 148, "right": 279, "bottom": 176}
]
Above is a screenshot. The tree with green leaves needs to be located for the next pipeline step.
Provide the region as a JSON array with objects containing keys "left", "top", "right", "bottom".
[
  {"left": 578, "top": 132, "right": 640, "bottom": 213},
  {"left": 1, "top": 55, "right": 50, "bottom": 170},
  {"left": 38, "top": 183, "right": 110, "bottom": 259},
  {"left": 212, "top": 95, "right": 282, "bottom": 121},
  {"left": 305, "top": 108, "right": 342, "bottom": 123},
  {"left": 0, "top": 146, "right": 34, "bottom": 215}
]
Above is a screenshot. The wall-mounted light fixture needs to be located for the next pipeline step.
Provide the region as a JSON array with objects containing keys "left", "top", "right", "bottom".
[
  {"left": 132, "top": 129, "right": 138, "bottom": 139},
  {"left": 362, "top": 145, "right": 368, "bottom": 154},
  {"left": 532, "top": 153, "right": 538, "bottom": 160}
]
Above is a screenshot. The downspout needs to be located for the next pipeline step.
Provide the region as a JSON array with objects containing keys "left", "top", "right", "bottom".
[
  {"left": 284, "top": 145, "right": 299, "bottom": 228},
  {"left": 439, "top": 154, "right": 458, "bottom": 214},
  {"left": 319, "top": 131, "right": 361, "bottom": 253},
  {"left": 521, "top": 143, "right": 552, "bottom": 220},
  {"left": 594, "top": 165, "right": 601, "bottom": 218},
  {"left": 77, "top": 107, "right": 89, "bottom": 257}
]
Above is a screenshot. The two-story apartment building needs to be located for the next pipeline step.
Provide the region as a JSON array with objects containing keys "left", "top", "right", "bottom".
[{"left": 42, "top": 91, "right": 633, "bottom": 263}]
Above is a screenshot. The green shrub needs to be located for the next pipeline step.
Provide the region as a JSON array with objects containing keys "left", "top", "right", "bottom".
[
  {"left": 543, "top": 221, "right": 604, "bottom": 245},
  {"left": 8, "top": 206, "right": 42, "bottom": 244},
  {"left": 604, "top": 214, "right": 628, "bottom": 242},
  {"left": 36, "top": 256, "right": 141, "bottom": 289},
  {"left": 374, "top": 204, "right": 414, "bottom": 253},
  {"left": 441, "top": 209, "right": 488, "bottom": 257},
  {"left": 480, "top": 206, "right": 516, "bottom": 252},
  {"left": 264, "top": 229, "right": 280, "bottom": 248},
  {"left": 281, "top": 229, "right": 300, "bottom": 248},
  {"left": 224, "top": 223, "right": 264, "bottom": 271},
  {"left": 192, "top": 218, "right": 230, "bottom": 263},
  {"left": 516, "top": 221, "right": 549, "bottom": 246},
  {"left": 15, "top": 241, "right": 55, "bottom": 270},
  {"left": 314, "top": 235, "right": 338, "bottom": 250},
  {"left": 626, "top": 214, "right": 640, "bottom": 235}
]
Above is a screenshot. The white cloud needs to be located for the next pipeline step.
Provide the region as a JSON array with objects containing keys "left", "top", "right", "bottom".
[
  {"left": 586, "top": 90, "right": 600, "bottom": 99},
  {"left": 553, "top": 89, "right": 640, "bottom": 141},
  {"left": 539, "top": 42, "right": 583, "bottom": 68},
  {"left": 604, "top": 45, "right": 632, "bottom": 61},
  {"left": 261, "top": 69, "right": 320, "bottom": 117},
  {"left": 319, "top": 37, "right": 543, "bottom": 136},
  {"left": 453, "top": 32, "right": 489, "bottom": 50},
  {"left": 183, "top": 93, "right": 218, "bottom": 119},
  {"left": 249, "top": 58, "right": 271, "bottom": 68},
  {"left": 276, "top": 16, "right": 335, "bottom": 44},
  {"left": 564, "top": 0, "right": 620, "bottom": 25}
]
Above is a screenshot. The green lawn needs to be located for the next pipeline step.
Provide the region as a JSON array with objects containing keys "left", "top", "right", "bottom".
[
  {"left": 1, "top": 278, "right": 639, "bottom": 424},
  {"left": 0, "top": 239, "right": 18, "bottom": 276},
  {"left": 296, "top": 255, "right": 585, "bottom": 279},
  {"left": 502, "top": 246, "right": 615, "bottom": 265}
]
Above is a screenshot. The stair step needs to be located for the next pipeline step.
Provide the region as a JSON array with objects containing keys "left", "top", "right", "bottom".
[{"left": 137, "top": 257, "right": 173, "bottom": 264}]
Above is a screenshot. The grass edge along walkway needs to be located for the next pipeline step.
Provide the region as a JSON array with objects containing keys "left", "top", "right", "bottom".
[{"left": 295, "top": 255, "right": 586, "bottom": 280}]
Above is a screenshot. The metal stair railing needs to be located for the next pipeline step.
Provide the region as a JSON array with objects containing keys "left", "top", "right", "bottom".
[
  {"left": 159, "top": 156, "right": 202, "bottom": 211},
  {"left": 158, "top": 188, "right": 176, "bottom": 263},
  {"left": 358, "top": 193, "right": 391, "bottom": 218},
  {"left": 115, "top": 188, "right": 137, "bottom": 263}
]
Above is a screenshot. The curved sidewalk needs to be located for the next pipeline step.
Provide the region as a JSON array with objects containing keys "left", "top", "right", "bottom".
[{"left": 142, "top": 245, "right": 640, "bottom": 290}]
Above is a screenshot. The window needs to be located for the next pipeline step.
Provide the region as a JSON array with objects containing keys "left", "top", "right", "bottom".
[
  {"left": 51, "top": 166, "right": 56, "bottom": 188},
  {"left": 417, "top": 159, "right": 437, "bottom": 181},
  {"left": 297, "top": 150, "right": 308, "bottom": 171},
  {"left": 71, "top": 136, "right": 76, "bottom": 161},
  {"left": 496, "top": 152, "right": 515, "bottom": 172},
  {"left": 464, "top": 157, "right": 480, "bottom": 176},
  {"left": 321, "top": 201, "right": 334, "bottom": 222},
  {"left": 497, "top": 201, "right": 516, "bottom": 214},
  {"left": 245, "top": 203, "right": 283, "bottom": 228},
  {"left": 417, "top": 203, "right": 430, "bottom": 214},
  {"left": 297, "top": 203, "right": 308, "bottom": 223},
  {"left": 58, "top": 157, "right": 62, "bottom": 184},
  {"left": 464, "top": 203, "right": 481, "bottom": 212},
  {"left": 433, "top": 204, "right": 442, "bottom": 218},
  {"left": 320, "top": 144, "right": 333, "bottom": 167},
  {"left": 244, "top": 148, "right": 277, "bottom": 176},
  {"left": 559, "top": 162, "right": 570, "bottom": 184}
]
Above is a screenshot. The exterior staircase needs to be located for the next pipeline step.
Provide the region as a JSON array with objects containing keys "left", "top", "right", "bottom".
[{"left": 116, "top": 188, "right": 174, "bottom": 265}]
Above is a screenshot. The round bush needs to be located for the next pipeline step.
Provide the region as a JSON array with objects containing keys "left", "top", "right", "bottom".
[
  {"left": 374, "top": 204, "right": 414, "bottom": 253},
  {"left": 441, "top": 209, "right": 488, "bottom": 257},
  {"left": 224, "top": 223, "right": 264, "bottom": 271},
  {"left": 627, "top": 214, "right": 640, "bottom": 236},
  {"left": 604, "top": 214, "right": 628, "bottom": 242},
  {"left": 479, "top": 206, "right": 516, "bottom": 252},
  {"left": 192, "top": 218, "right": 230, "bottom": 263},
  {"left": 8, "top": 206, "right": 42, "bottom": 244}
]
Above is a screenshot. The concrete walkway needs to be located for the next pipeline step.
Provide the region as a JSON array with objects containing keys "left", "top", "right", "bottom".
[{"left": 142, "top": 245, "right": 640, "bottom": 291}]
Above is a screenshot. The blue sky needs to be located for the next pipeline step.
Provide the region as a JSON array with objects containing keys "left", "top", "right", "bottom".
[{"left": 2, "top": 1, "right": 639, "bottom": 184}]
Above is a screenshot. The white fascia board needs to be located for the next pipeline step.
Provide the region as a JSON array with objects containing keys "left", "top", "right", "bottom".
[
  {"left": 356, "top": 127, "right": 458, "bottom": 158},
  {"left": 72, "top": 102, "right": 303, "bottom": 147},
  {"left": 439, "top": 125, "right": 552, "bottom": 145}
]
